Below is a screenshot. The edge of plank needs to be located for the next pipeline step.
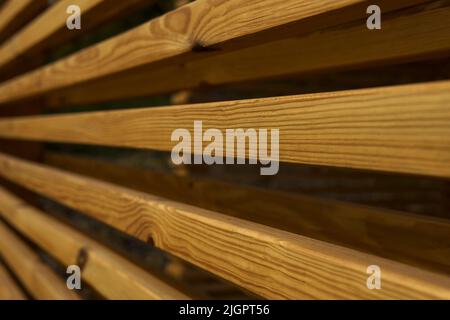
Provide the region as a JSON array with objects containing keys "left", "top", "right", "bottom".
[{"left": 0, "top": 152, "right": 449, "bottom": 299}]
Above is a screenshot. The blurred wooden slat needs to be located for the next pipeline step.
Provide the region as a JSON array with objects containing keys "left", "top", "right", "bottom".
[
  {"left": 47, "top": 2, "right": 450, "bottom": 107},
  {"left": 0, "top": 185, "right": 190, "bottom": 300},
  {"left": 0, "top": 220, "right": 80, "bottom": 300},
  {"left": 0, "top": 0, "right": 155, "bottom": 80},
  {"left": 0, "top": 0, "right": 47, "bottom": 44},
  {"left": 1, "top": 81, "right": 450, "bottom": 177},
  {"left": 43, "top": 152, "right": 450, "bottom": 276},
  {"left": 0, "top": 152, "right": 449, "bottom": 299},
  {"left": 0, "top": 261, "right": 26, "bottom": 300},
  {"left": 0, "top": 0, "right": 432, "bottom": 105}
]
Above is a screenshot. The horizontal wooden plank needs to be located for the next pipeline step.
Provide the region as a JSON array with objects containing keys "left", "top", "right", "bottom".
[
  {"left": 43, "top": 152, "right": 450, "bottom": 275},
  {"left": 1, "top": 81, "right": 450, "bottom": 177},
  {"left": 0, "top": 186, "right": 191, "bottom": 300},
  {"left": 46, "top": 2, "right": 450, "bottom": 107},
  {"left": 0, "top": 220, "right": 80, "bottom": 300},
  {"left": 0, "top": 153, "right": 449, "bottom": 299},
  {"left": 0, "top": 0, "right": 155, "bottom": 79},
  {"left": 0, "top": 0, "right": 432, "bottom": 105},
  {"left": 0, "top": 261, "right": 26, "bottom": 300},
  {"left": 0, "top": 0, "right": 47, "bottom": 44}
]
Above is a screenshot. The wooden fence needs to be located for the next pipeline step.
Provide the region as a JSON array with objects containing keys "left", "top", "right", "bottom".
[{"left": 0, "top": 0, "right": 449, "bottom": 300}]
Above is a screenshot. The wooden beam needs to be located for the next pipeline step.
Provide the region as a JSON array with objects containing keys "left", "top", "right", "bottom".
[
  {"left": 0, "top": 185, "right": 190, "bottom": 300},
  {"left": 0, "top": 0, "right": 47, "bottom": 44},
  {"left": 1, "top": 81, "right": 450, "bottom": 177},
  {"left": 43, "top": 152, "right": 450, "bottom": 276},
  {"left": 0, "top": 0, "right": 155, "bottom": 79},
  {"left": 0, "top": 0, "right": 432, "bottom": 105},
  {"left": 0, "top": 261, "right": 26, "bottom": 300},
  {"left": 46, "top": 2, "right": 450, "bottom": 107},
  {"left": 0, "top": 220, "right": 80, "bottom": 300},
  {"left": 0, "top": 153, "right": 449, "bottom": 299}
]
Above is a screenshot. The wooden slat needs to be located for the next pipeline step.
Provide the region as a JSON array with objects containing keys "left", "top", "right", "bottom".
[
  {"left": 0, "top": 0, "right": 47, "bottom": 44},
  {"left": 0, "top": 153, "right": 449, "bottom": 299},
  {"left": 46, "top": 2, "right": 450, "bottom": 107},
  {"left": 43, "top": 152, "right": 450, "bottom": 276},
  {"left": 0, "top": 261, "right": 26, "bottom": 300},
  {"left": 0, "top": 0, "right": 432, "bottom": 105},
  {"left": 0, "top": 0, "right": 155, "bottom": 77},
  {"left": 1, "top": 81, "right": 450, "bottom": 177},
  {"left": 0, "top": 186, "right": 190, "bottom": 300},
  {"left": 0, "top": 220, "right": 80, "bottom": 300}
]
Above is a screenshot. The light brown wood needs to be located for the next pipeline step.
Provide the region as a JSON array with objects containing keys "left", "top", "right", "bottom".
[
  {"left": 0, "top": 152, "right": 449, "bottom": 299},
  {"left": 0, "top": 0, "right": 47, "bottom": 44},
  {"left": 0, "top": 0, "right": 155, "bottom": 75},
  {"left": 0, "top": 0, "right": 33, "bottom": 32},
  {"left": 0, "top": 261, "right": 26, "bottom": 300},
  {"left": 1, "top": 81, "right": 450, "bottom": 177},
  {"left": 0, "top": 185, "right": 190, "bottom": 300},
  {"left": 0, "top": 220, "right": 80, "bottom": 300},
  {"left": 43, "top": 152, "right": 450, "bottom": 276},
  {"left": 46, "top": 2, "right": 450, "bottom": 107},
  {"left": 0, "top": 0, "right": 431, "bottom": 105}
]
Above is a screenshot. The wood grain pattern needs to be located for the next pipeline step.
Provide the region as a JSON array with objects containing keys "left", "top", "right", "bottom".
[
  {"left": 0, "top": 261, "right": 26, "bottom": 300},
  {"left": 0, "top": 0, "right": 155, "bottom": 75},
  {"left": 43, "top": 152, "right": 450, "bottom": 276},
  {"left": 0, "top": 0, "right": 47, "bottom": 44},
  {"left": 0, "top": 220, "right": 80, "bottom": 300},
  {"left": 0, "top": 186, "right": 190, "bottom": 300},
  {"left": 0, "top": 0, "right": 432, "bottom": 105},
  {"left": 0, "top": 153, "right": 449, "bottom": 299},
  {"left": 46, "top": 2, "right": 450, "bottom": 107},
  {"left": 1, "top": 81, "right": 450, "bottom": 177}
]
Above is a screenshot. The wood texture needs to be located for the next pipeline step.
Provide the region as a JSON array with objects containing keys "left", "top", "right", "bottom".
[
  {"left": 0, "top": 0, "right": 47, "bottom": 44},
  {"left": 0, "top": 0, "right": 432, "bottom": 105},
  {"left": 0, "top": 0, "right": 155, "bottom": 76},
  {"left": 0, "top": 220, "right": 80, "bottom": 300},
  {"left": 46, "top": 2, "right": 450, "bottom": 107},
  {"left": 0, "top": 186, "right": 190, "bottom": 300},
  {"left": 43, "top": 152, "right": 450, "bottom": 276},
  {"left": 1, "top": 81, "right": 450, "bottom": 177},
  {"left": 0, "top": 261, "right": 26, "bottom": 300},
  {"left": 0, "top": 153, "right": 449, "bottom": 299}
]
